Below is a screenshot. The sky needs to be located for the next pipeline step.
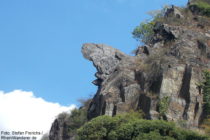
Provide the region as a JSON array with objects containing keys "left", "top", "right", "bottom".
[{"left": 0, "top": 0, "right": 188, "bottom": 138}]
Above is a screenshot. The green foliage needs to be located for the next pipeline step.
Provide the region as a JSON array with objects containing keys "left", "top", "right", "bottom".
[
  {"left": 132, "top": 21, "right": 155, "bottom": 44},
  {"left": 134, "top": 131, "right": 176, "bottom": 140},
  {"left": 201, "top": 118, "right": 210, "bottom": 136},
  {"left": 158, "top": 96, "right": 170, "bottom": 119},
  {"left": 190, "top": 1, "right": 210, "bottom": 17},
  {"left": 190, "top": 0, "right": 210, "bottom": 5},
  {"left": 65, "top": 108, "right": 88, "bottom": 137},
  {"left": 132, "top": 6, "right": 169, "bottom": 44},
  {"left": 202, "top": 70, "right": 210, "bottom": 116},
  {"left": 77, "top": 112, "right": 209, "bottom": 140},
  {"left": 147, "top": 5, "right": 170, "bottom": 22},
  {"left": 78, "top": 115, "right": 115, "bottom": 140},
  {"left": 77, "top": 111, "right": 143, "bottom": 140},
  {"left": 200, "top": 70, "right": 210, "bottom": 136},
  {"left": 68, "top": 108, "right": 87, "bottom": 129},
  {"left": 177, "top": 120, "right": 188, "bottom": 128}
]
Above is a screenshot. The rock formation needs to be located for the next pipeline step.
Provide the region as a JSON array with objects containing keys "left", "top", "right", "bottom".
[
  {"left": 82, "top": 8, "right": 210, "bottom": 129},
  {"left": 49, "top": 3, "right": 210, "bottom": 140},
  {"left": 49, "top": 113, "right": 72, "bottom": 140}
]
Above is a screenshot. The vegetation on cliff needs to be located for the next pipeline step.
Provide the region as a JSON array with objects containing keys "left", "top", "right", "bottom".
[
  {"left": 189, "top": 0, "right": 210, "bottom": 17},
  {"left": 132, "top": 21, "right": 155, "bottom": 44},
  {"left": 157, "top": 96, "right": 170, "bottom": 120},
  {"left": 49, "top": 99, "right": 91, "bottom": 140},
  {"left": 203, "top": 70, "right": 210, "bottom": 116},
  {"left": 201, "top": 70, "right": 210, "bottom": 135},
  {"left": 78, "top": 112, "right": 209, "bottom": 140}
]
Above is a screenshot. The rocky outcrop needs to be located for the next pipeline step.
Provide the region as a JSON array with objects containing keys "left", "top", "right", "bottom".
[
  {"left": 49, "top": 113, "right": 71, "bottom": 140},
  {"left": 165, "top": 5, "right": 184, "bottom": 19},
  {"left": 81, "top": 43, "right": 129, "bottom": 85},
  {"left": 49, "top": 3, "right": 210, "bottom": 140},
  {"left": 83, "top": 12, "right": 210, "bottom": 128}
]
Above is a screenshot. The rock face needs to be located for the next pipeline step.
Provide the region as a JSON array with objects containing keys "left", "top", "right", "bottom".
[
  {"left": 82, "top": 12, "right": 210, "bottom": 129},
  {"left": 165, "top": 5, "right": 184, "bottom": 19},
  {"left": 81, "top": 43, "right": 129, "bottom": 85},
  {"left": 49, "top": 3, "right": 210, "bottom": 140},
  {"left": 49, "top": 114, "right": 71, "bottom": 140}
]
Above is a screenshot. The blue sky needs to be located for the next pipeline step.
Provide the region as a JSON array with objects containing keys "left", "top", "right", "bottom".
[{"left": 0, "top": 0, "right": 188, "bottom": 106}]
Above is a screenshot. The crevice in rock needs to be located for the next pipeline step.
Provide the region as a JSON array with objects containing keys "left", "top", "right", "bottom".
[
  {"left": 199, "top": 110, "right": 205, "bottom": 125},
  {"left": 138, "top": 94, "right": 151, "bottom": 119},
  {"left": 170, "top": 45, "right": 181, "bottom": 58},
  {"left": 102, "top": 101, "right": 106, "bottom": 115},
  {"left": 92, "top": 78, "right": 103, "bottom": 86},
  {"left": 135, "top": 71, "right": 145, "bottom": 91},
  {"left": 207, "top": 52, "right": 210, "bottom": 59},
  {"left": 143, "top": 46, "right": 150, "bottom": 55},
  {"left": 197, "top": 40, "right": 207, "bottom": 56},
  {"left": 163, "top": 31, "right": 175, "bottom": 41},
  {"left": 146, "top": 62, "right": 163, "bottom": 94},
  {"left": 112, "top": 105, "right": 117, "bottom": 116},
  {"left": 87, "top": 94, "right": 104, "bottom": 120},
  {"left": 62, "top": 122, "right": 70, "bottom": 140},
  {"left": 182, "top": 98, "right": 190, "bottom": 120},
  {"left": 149, "top": 73, "right": 163, "bottom": 94},
  {"left": 115, "top": 53, "right": 122, "bottom": 61},
  {"left": 194, "top": 102, "right": 199, "bottom": 119},
  {"left": 153, "top": 22, "right": 176, "bottom": 42},
  {"left": 179, "top": 65, "right": 192, "bottom": 120},
  {"left": 119, "top": 84, "right": 125, "bottom": 102}
]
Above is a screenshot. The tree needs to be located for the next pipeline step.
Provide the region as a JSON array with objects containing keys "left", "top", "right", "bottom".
[
  {"left": 132, "top": 6, "right": 169, "bottom": 44},
  {"left": 189, "top": 1, "right": 210, "bottom": 17},
  {"left": 132, "top": 21, "right": 155, "bottom": 44},
  {"left": 78, "top": 112, "right": 209, "bottom": 140},
  {"left": 202, "top": 70, "right": 210, "bottom": 116},
  {"left": 201, "top": 70, "right": 210, "bottom": 136}
]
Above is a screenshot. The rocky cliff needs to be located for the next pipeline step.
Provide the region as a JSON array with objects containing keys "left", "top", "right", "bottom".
[
  {"left": 82, "top": 5, "right": 210, "bottom": 128},
  {"left": 49, "top": 2, "right": 210, "bottom": 140}
]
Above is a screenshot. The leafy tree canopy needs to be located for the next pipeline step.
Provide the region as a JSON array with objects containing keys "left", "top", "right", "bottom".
[{"left": 78, "top": 112, "right": 209, "bottom": 140}]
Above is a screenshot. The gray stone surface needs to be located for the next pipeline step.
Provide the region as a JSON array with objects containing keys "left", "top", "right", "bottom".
[
  {"left": 83, "top": 18, "right": 210, "bottom": 128},
  {"left": 82, "top": 43, "right": 128, "bottom": 81},
  {"left": 165, "top": 6, "right": 184, "bottom": 19}
]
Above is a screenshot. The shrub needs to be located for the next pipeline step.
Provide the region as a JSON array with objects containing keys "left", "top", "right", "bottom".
[
  {"left": 132, "top": 6, "right": 171, "bottom": 44},
  {"left": 67, "top": 108, "right": 87, "bottom": 130},
  {"left": 158, "top": 96, "right": 170, "bottom": 119},
  {"left": 202, "top": 70, "right": 210, "bottom": 116},
  {"left": 134, "top": 131, "right": 175, "bottom": 140},
  {"left": 190, "top": 0, "right": 210, "bottom": 5},
  {"left": 132, "top": 21, "right": 155, "bottom": 44},
  {"left": 201, "top": 118, "right": 210, "bottom": 136},
  {"left": 77, "top": 111, "right": 143, "bottom": 140},
  {"left": 78, "top": 112, "right": 209, "bottom": 140},
  {"left": 190, "top": 1, "right": 210, "bottom": 17},
  {"left": 200, "top": 70, "right": 210, "bottom": 136}
]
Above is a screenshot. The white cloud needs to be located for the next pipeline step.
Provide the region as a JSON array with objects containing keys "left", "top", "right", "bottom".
[{"left": 0, "top": 90, "right": 76, "bottom": 139}]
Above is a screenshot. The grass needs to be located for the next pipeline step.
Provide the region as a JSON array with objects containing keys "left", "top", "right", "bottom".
[{"left": 190, "top": 1, "right": 210, "bottom": 17}]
